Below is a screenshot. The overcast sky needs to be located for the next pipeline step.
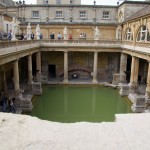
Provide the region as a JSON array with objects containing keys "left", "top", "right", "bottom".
[{"left": 13, "top": 0, "right": 145, "bottom": 5}]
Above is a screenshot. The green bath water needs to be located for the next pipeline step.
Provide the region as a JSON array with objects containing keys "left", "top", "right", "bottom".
[{"left": 31, "top": 85, "right": 132, "bottom": 123}]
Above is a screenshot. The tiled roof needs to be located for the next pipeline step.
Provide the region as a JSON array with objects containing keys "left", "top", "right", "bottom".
[{"left": 124, "top": 5, "right": 150, "bottom": 22}]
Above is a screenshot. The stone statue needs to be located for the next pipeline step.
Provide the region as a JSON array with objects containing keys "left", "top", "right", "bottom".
[
  {"left": 11, "top": 17, "right": 20, "bottom": 41},
  {"left": 116, "top": 26, "right": 122, "bottom": 40},
  {"left": 63, "top": 26, "right": 68, "bottom": 40},
  {"left": 92, "top": 26, "right": 100, "bottom": 40},
  {"left": 36, "top": 24, "right": 41, "bottom": 40},
  {"left": 27, "top": 22, "right": 32, "bottom": 40}
]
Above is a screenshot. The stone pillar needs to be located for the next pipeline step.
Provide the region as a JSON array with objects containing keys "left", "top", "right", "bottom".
[
  {"left": 129, "top": 56, "right": 139, "bottom": 92},
  {"left": 36, "top": 51, "right": 41, "bottom": 73},
  {"left": 120, "top": 53, "right": 127, "bottom": 83},
  {"left": 92, "top": 52, "right": 98, "bottom": 84},
  {"left": 28, "top": 55, "right": 33, "bottom": 83},
  {"left": 13, "top": 60, "right": 20, "bottom": 91},
  {"left": 146, "top": 62, "right": 150, "bottom": 100},
  {"left": 129, "top": 56, "right": 139, "bottom": 86},
  {"left": 3, "top": 66, "right": 7, "bottom": 91},
  {"left": 63, "top": 51, "right": 68, "bottom": 84},
  {"left": 36, "top": 51, "right": 41, "bottom": 81}
]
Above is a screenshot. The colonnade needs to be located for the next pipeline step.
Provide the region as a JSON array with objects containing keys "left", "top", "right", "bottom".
[
  {"left": 119, "top": 52, "right": 150, "bottom": 98},
  {"left": 1, "top": 51, "right": 41, "bottom": 92},
  {"left": 2, "top": 50, "right": 150, "bottom": 98}
]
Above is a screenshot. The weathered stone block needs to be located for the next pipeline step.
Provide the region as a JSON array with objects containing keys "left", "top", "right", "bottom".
[
  {"left": 112, "top": 74, "right": 120, "bottom": 85},
  {"left": 129, "top": 94, "right": 146, "bottom": 113},
  {"left": 28, "top": 82, "right": 42, "bottom": 95},
  {"left": 119, "top": 84, "right": 130, "bottom": 96}
]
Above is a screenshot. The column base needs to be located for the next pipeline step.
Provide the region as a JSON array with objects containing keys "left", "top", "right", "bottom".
[
  {"left": 119, "top": 84, "right": 130, "bottom": 96},
  {"left": 92, "top": 79, "right": 98, "bottom": 84},
  {"left": 131, "top": 104, "right": 145, "bottom": 113},
  {"left": 128, "top": 94, "right": 146, "bottom": 113},
  {"left": 128, "top": 83, "right": 138, "bottom": 93},
  {"left": 145, "top": 92, "right": 150, "bottom": 104},
  {"left": 28, "top": 82, "right": 42, "bottom": 95},
  {"left": 63, "top": 79, "right": 69, "bottom": 84}
]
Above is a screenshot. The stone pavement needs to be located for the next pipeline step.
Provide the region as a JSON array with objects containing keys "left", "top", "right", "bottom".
[{"left": 0, "top": 113, "right": 150, "bottom": 150}]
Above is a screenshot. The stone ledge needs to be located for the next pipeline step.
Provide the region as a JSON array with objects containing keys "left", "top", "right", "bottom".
[{"left": 0, "top": 113, "right": 150, "bottom": 150}]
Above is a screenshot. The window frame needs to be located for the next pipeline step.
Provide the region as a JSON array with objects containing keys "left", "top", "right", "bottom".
[
  {"left": 125, "top": 28, "right": 133, "bottom": 41},
  {"left": 79, "top": 10, "right": 87, "bottom": 19},
  {"left": 137, "top": 25, "right": 150, "bottom": 42},
  {"left": 32, "top": 11, "right": 40, "bottom": 18},
  {"left": 102, "top": 11, "right": 110, "bottom": 19},
  {"left": 55, "top": 10, "right": 63, "bottom": 18}
]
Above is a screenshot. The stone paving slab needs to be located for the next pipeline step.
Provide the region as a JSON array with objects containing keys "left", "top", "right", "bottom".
[{"left": 0, "top": 113, "right": 149, "bottom": 150}]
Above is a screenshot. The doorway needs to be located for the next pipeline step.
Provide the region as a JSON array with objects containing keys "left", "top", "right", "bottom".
[{"left": 48, "top": 65, "right": 56, "bottom": 78}]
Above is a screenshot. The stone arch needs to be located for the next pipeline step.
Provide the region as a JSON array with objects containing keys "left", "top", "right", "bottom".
[{"left": 58, "top": 66, "right": 92, "bottom": 78}]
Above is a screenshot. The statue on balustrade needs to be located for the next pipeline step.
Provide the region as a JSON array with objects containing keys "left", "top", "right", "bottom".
[
  {"left": 11, "top": 17, "right": 20, "bottom": 41},
  {"left": 36, "top": 24, "right": 41, "bottom": 40},
  {"left": 63, "top": 26, "right": 68, "bottom": 40},
  {"left": 27, "top": 22, "right": 32, "bottom": 40},
  {"left": 92, "top": 26, "right": 100, "bottom": 40}
]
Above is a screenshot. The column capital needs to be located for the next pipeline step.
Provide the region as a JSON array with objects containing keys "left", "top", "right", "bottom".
[
  {"left": 28, "top": 53, "right": 32, "bottom": 56},
  {"left": 94, "top": 51, "right": 98, "bottom": 54},
  {"left": 13, "top": 59, "right": 19, "bottom": 64}
]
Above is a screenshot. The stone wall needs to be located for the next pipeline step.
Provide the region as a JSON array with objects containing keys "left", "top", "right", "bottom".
[{"left": 41, "top": 51, "right": 120, "bottom": 81}]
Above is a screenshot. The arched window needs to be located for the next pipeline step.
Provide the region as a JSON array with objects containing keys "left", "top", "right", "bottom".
[
  {"left": 125, "top": 28, "right": 133, "bottom": 41},
  {"left": 137, "top": 25, "right": 150, "bottom": 42}
]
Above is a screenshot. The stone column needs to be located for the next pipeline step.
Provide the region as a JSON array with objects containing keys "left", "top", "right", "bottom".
[
  {"left": 92, "top": 52, "right": 98, "bottom": 84},
  {"left": 36, "top": 51, "right": 41, "bottom": 73},
  {"left": 146, "top": 61, "right": 150, "bottom": 99},
  {"left": 36, "top": 51, "right": 41, "bottom": 81},
  {"left": 13, "top": 60, "right": 20, "bottom": 91},
  {"left": 63, "top": 51, "right": 68, "bottom": 84},
  {"left": 120, "top": 53, "right": 127, "bottom": 83},
  {"left": 129, "top": 56, "right": 139, "bottom": 92},
  {"left": 3, "top": 66, "right": 7, "bottom": 91},
  {"left": 28, "top": 55, "right": 33, "bottom": 83}
]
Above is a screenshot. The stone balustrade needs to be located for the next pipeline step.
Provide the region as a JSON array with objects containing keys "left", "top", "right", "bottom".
[
  {"left": 0, "top": 40, "right": 40, "bottom": 49},
  {"left": 122, "top": 40, "right": 150, "bottom": 48},
  {"left": 0, "top": 39, "right": 121, "bottom": 50}
]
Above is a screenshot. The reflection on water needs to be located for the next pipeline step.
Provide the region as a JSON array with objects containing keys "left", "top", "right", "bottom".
[{"left": 31, "top": 85, "right": 132, "bottom": 123}]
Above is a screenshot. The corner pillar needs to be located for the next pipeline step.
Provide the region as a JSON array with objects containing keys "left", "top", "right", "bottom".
[{"left": 129, "top": 56, "right": 139, "bottom": 91}]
